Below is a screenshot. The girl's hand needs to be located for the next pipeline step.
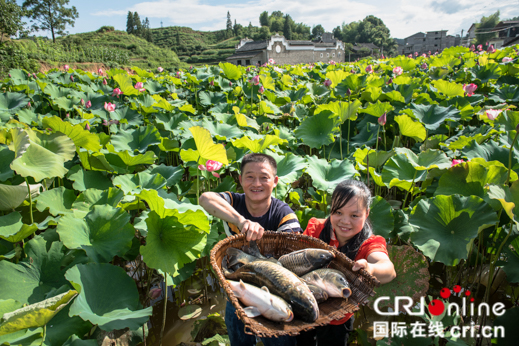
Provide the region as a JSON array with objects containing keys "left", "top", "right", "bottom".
[{"left": 352, "top": 259, "right": 373, "bottom": 275}]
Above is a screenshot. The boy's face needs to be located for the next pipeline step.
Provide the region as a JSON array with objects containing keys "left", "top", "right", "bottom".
[{"left": 239, "top": 161, "right": 278, "bottom": 204}]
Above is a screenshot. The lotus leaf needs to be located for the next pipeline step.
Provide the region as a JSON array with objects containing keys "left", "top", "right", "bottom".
[
  {"left": 154, "top": 112, "right": 188, "bottom": 133},
  {"left": 232, "top": 134, "right": 286, "bottom": 153},
  {"left": 369, "top": 197, "right": 394, "bottom": 239},
  {"left": 395, "top": 148, "right": 451, "bottom": 171},
  {"left": 0, "top": 290, "right": 77, "bottom": 336},
  {"left": 259, "top": 74, "right": 275, "bottom": 91},
  {"left": 110, "top": 125, "right": 161, "bottom": 154},
  {"left": 410, "top": 103, "right": 461, "bottom": 130},
  {"left": 305, "top": 82, "right": 329, "bottom": 99},
  {"left": 305, "top": 156, "right": 357, "bottom": 194},
  {"left": 144, "top": 164, "right": 183, "bottom": 187},
  {"left": 219, "top": 62, "right": 242, "bottom": 80},
  {"left": 380, "top": 90, "right": 405, "bottom": 103},
  {"left": 0, "top": 182, "right": 42, "bottom": 211},
  {"left": 35, "top": 187, "right": 76, "bottom": 216},
  {"left": 65, "top": 263, "right": 153, "bottom": 331},
  {"left": 113, "top": 172, "right": 167, "bottom": 195},
  {"left": 409, "top": 195, "right": 498, "bottom": 265},
  {"left": 488, "top": 85, "right": 519, "bottom": 103},
  {"left": 0, "top": 212, "right": 38, "bottom": 242},
  {"left": 113, "top": 74, "right": 139, "bottom": 96},
  {"left": 0, "top": 93, "right": 30, "bottom": 113},
  {"left": 180, "top": 126, "right": 228, "bottom": 165},
  {"left": 144, "top": 80, "right": 167, "bottom": 94},
  {"left": 71, "top": 188, "right": 125, "bottom": 215},
  {"left": 42, "top": 116, "right": 101, "bottom": 152},
  {"left": 107, "top": 150, "right": 157, "bottom": 168},
  {"left": 325, "top": 70, "right": 349, "bottom": 88},
  {"left": 492, "top": 306, "right": 518, "bottom": 346},
  {"left": 394, "top": 113, "right": 427, "bottom": 142},
  {"left": 315, "top": 100, "right": 361, "bottom": 123},
  {"left": 350, "top": 122, "right": 378, "bottom": 148},
  {"left": 392, "top": 57, "right": 417, "bottom": 71},
  {"left": 66, "top": 165, "right": 113, "bottom": 192},
  {"left": 431, "top": 80, "right": 464, "bottom": 98},
  {"left": 474, "top": 63, "right": 501, "bottom": 83},
  {"left": 0, "top": 236, "right": 69, "bottom": 304},
  {"left": 486, "top": 181, "right": 519, "bottom": 221},
  {"left": 178, "top": 305, "right": 202, "bottom": 320},
  {"left": 381, "top": 153, "right": 428, "bottom": 191},
  {"left": 294, "top": 111, "right": 336, "bottom": 149},
  {"left": 62, "top": 335, "right": 97, "bottom": 346},
  {"left": 140, "top": 211, "right": 206, "bottom": 276},
  {"left": 353, "top": 148, "right": 394, "bottom": 170},
  {"left": 269, "top": 151, "right": 307, "bottom": 198},
  {"left": 0, "top": 327, "right": 43, "bottom": 346},
  {"left": 503, "top": 238, "right": 519, "bottom": 283},
  {"left": 368, "top": 245, "right": 429, "bottom": 311},
  {"left": 199, "top": 91, "right": 226, "bottom": 106},
  {"left": 109, "top": 106, "right": 143, "bottom": 127}
]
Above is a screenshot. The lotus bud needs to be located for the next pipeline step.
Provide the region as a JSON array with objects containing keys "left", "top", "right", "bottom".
[
  {"left": 70, "top": 75, "right": 74, "bottom": 82},
  {"left": 259, "top": 85, "right": 265, "bottom": 93},
  {"left": 80, "top": 99, "right": 85, "bottom": 106},
  {"left": 27, "top": 101, "right": 31, "bottom": 108},
  {"left": 516, "top": 123, "right": 519, "bottom": 133},
  {"left": 388, "top": 78, "right": 393, "bottom": 84},
  {"left": 33, "top": 73, "right": 37, "bottom": 79},
  {"left": 28, "top": 73, "right": 31, "bottom": 78},
  {"left": 378, "top": 112, "right": 387, "bottom": 126},
  {"left": 198, "top": 164, "right": 207, "bottom": 171},
  {"left": 212, "top": 172, "right": 220, "bottom": 178},
  {"left": 103, "top": 79, "right": 107, "bottom": 85},
  {"left": 229, "top": 81, "right": 232, "bottom": 87},
  {"left": 421, "top": 62, "right": 428, "bottom": 69},
  {"left": 323, "top": 79, "right": 332, "bottom": 87},
  {"left": 346, "top": 88, "right": 351, "bottom": 96},
  {"left": 210, "top": 80, "right": 214, "bottom": 86},
  {"left": 503, "top": 57, "right": 513, "bottom": 63},
  {"left": 487, "top": 45, "right": 496, "bottom": 53},
  {"left": 470, "top": 44, "right": 475, "bottom": 51},
  {"left": 85, "top": 100, "right": 92, "bottom": 109},
  {"left": 85, "top": 123, "right": 90, "bottom": 130},
  {"left": 66, "top": 113, "right": 69, "bottom": 118},
  {"left": 350, "top": 69, "right": 355, "bottom": 74},
  {"left": 149, "top": 288, "right": 162, "bottom": 300}
]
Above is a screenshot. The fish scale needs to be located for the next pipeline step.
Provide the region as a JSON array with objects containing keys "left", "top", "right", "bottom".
[{"left": 278, "top": 248, "right": 335, "bottom": 276}]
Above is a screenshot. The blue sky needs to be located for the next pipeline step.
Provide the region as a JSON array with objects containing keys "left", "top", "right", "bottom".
[{"left": 18, "top": 0, "right": 519, "bottom": 39}]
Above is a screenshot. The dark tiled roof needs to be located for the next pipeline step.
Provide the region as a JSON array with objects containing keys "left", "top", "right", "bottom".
[
  {"left": 226, "top": 51, "right": 262, "bottom": 60},
  {"left": 236, "top": 41, "right": 268, "bottom": 52},
  {"left": 503, "top": 36, "right": 519, "bottom": 47},
  {"left": 289, "top": 40, "right": 314, "bottom": 46},
  {"left": 314, "top": 42, "right": 337, "bottom": 47}
]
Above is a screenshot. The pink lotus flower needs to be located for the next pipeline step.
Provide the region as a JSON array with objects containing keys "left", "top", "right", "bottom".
[
  {"left": 261, "top": 63, "right": 268, "bottom": 67},
  {"left": 8, "top": 74, "right": 11, "bottom": 78},
  {"left": 198, "top": 164, "right": 207, "bottom": 171},
  {"left": 212, "top": 172, "right": 220, "bottom": 178},
  {"left": 149, "top": 288, "right": 162, "bottom": 300},
  {"left": 205, "top": 160, "right": 223, "bottom": 172},
  {"left": 85, "top": 100, "right": 92, "bottom": 109},
  {"left": 157, "top": 66, "right": 164, "bottom": 72},
  {"left": 422, "top": 53, "right": 427, "bottom": 58},
  {"left": 470, "top": 44, "right": 475, "bottom": 51},
  {"left": 64, "top": 65, "right": 69, "bottom": 70},
  {"left": 27, "top": 102, "right": 31, "bottom": 108},
  {"left": 378, "top": 112, "right": 387, "bottom": 126},
  {"left": 250, "top": 75, "right": 260, "bottom": 85},
  {"left": 414, "top": 52, "right": 418, "bottom": 57},
  {"left": 27, "top": 73, "right": 31, "bottom": 78},
  {"left": 104, "top": 102, "right": 116, "bottom": 112},
  {"left": 350, "top": 69, "right": 355, "bottom": 74},
  {"left": 103, "top": 79, "right": 107, "bottom": 85},
  {"left": 70, "top": 75, "right": 74, "bottom": 82},
  {"left": 80, "top": 99, "right": 85, "bottom": 106},
  {"left": 486, "top": 109, "right": 502, "bottom": 120},
  {"left": 421, "top": 62, "right": 428, "bottom": 69},
  {"left": 477, "top": 44, "right": 483, "bottom": 51},
  {"left": 323, "top": 79, "right": 332, "bottom": 87},
  {"left": 98, "top": 68, "right": 103, "bottom": 75},
  {"left": 393, "top": 66, "right": 403, "bottom": 75},
  {"left": 112, "top": 88, "right": 123, "bottom": 97},
  {"left": 408, "top": 54, "right": 413, "bottom": 58},
  {"left": 451, "top": 159, "right": 466, "bottom": 167},
  {"left": 487, "top": 45, "right": 496, "bottom": 53},
  {"left": 381, "top": 54, "right": 385, "bottom": 59},
  {"left": 259, "top": 85, "right": 265, "bottom": 93},
  {"left": 135, "top": 82, "right": 145, "bottom": 92},
  {"left": 503, "top": 57, "right": 513, "bottom": 63},
  {"left": 246, "top": 67, "right": 251, "bottom": 72},
  {"left": 176, "top": 71, "right": 181, "bottom": 78},
  {"left": 328, "top": 60, "right": 336, "bottom": 65},
  {"left": 463, "top": 83, "right": 477, "bottom": 96},
  {"left": 365, "top": 65, "right": 373, "bottom": 73},
  {"left": 268, "top": 58, "right": 275, "bottom": 65},
  {"left": 85, "top": 123, "right": 90, "bottom": 131},
  {"left": 428, "top": 51, "right": 431, "bottom": 55}
]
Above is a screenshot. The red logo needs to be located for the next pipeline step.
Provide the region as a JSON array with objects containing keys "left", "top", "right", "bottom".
[{"left": 427, "top": 285, "right": 472, "bottom": 316}]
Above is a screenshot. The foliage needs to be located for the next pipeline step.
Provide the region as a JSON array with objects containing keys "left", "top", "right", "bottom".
[
  {"left": 0, "top": 0, "right": 27, "bottom": 43},
  {"left": 22, "top": 0, "right": 79, "bottom": 43},
  {"left": 475, "top": 10, "right": 500, "bottom": 47},
  {"left": 341, "top": 15, "right": 397, "bottom": 55}
]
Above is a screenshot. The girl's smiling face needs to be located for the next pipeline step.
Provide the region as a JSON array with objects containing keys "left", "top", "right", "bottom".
[{"left": 330, "top": 197, "right": 369, "bottom": 247}]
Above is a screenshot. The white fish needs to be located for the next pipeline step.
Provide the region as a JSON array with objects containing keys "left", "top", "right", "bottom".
[{"left": 227, "top": 279, "right": 294, "bottom": 322}]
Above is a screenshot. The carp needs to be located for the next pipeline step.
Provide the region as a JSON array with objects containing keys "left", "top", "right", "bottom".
[
  {"left": 242, "top": 241, "right": 281, "bottom": 266},
  {"left": 305, "top": 283, "right": 329, "bottom": 304},
  {"left": 223, "top": 259, "right": 319, "bottom": 322},
  {"left": 278, "top": 249, "right": 335, "bottom": 276},
  {"left": 302, "top": 269, "right": 352, "bottom": 299},
  {"left": 227, "top": 279, "right": 294, "bottom": 322}
]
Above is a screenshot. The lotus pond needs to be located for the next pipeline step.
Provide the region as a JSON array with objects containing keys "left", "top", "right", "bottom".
[{"left": 1, "top": 45, "right": 519, "bottom": 346}]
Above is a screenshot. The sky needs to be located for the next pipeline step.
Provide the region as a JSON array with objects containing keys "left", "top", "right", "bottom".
[{"left": 17, "top": 0, "right": 519, "bottom": 39}]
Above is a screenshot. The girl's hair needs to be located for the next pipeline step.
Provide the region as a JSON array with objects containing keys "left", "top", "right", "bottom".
[{"left": 318, "top": 180, "right": 373, "bottom": 260}]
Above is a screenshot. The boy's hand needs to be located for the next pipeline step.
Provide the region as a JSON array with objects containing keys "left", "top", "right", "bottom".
[{"left": 238, "top": 219, "right": 264, "bottom": 241}]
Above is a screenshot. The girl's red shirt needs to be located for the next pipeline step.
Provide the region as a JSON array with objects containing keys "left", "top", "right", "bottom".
[{"left": 303, "top": 217, "right": 388, "bottom": 325}]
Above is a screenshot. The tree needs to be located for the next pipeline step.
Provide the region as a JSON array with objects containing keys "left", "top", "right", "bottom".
[
  {"left": 259, "top": 11, "right": 270, "bottom": 27},
  {"left": 476, "top": 11, "right": 500, "bottom": 47},
  {"left": 312, "top": 24, "right": 325, "bottom": 39},
  {"left": 342, "top": 16, "right": 397, "bottom": 56},
  {"left": 256, "top": 26, "right": 270, "bottom": 40},
  {"left": 133, "top": 12, "right": 142, "bottom": 37},
  {"left": 271, "top": 18, "right": 282, "bottom": 33},
  {"left": 226, "top": 11, "right": 232, "bottom": 37},
  {"left": 176, "top": 29, "right": 180, "bottom": 45},
  {"left": 143, "top": 17, "right": 152, "bottom": 42},
  {"left": 0, "top": 0, "right": 27, "bottom": 43},
  {"left": 333, "top": 26, "right": 342, "bottom": 41},
  {"left": 22, "top": 0, "right": 78, "bottom": 43},
  {"left": 283, "top": 14, "right": 292, "bottom": 40},
  {"left": 126, "top": 11, "right": 134, "bottom": 34}
]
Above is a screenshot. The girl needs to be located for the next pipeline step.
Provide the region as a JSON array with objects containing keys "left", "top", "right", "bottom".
[{"left": 296, "top": 179, "right": 396, "bottom": 346}]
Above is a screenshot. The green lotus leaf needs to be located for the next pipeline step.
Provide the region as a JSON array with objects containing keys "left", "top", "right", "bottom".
[
  {"left": 110, "top": 106, "right": 143, "bottom": 127},
  {"left": 144, "top": 164, "right": 183, "bottom": 187},
  {"left": 197, "top": 119, "right": 242, "bottom": 141},
  {"left": 107, "top": 150, "right": 157, "bottom": 168},
  {"left": 336, "top": 74, "right": 366, "bottom": 94},
  {"left": 65, "top": 263, "right": 153, "bottom": 331},
  {"left": 391, "top": 57, "right": 417, "bottom": 71},
  {"left": 0, "top": 182, "right": 42, "bottom": 211},
  {"left": 66, "top": 165, "right": 113, "bottom": 192},
  {"left": 140, "top": 211, "right": 206, "bottom": 276},
  {"left": 431, "top": 80, "right": 464, "bottom": 98},
  {"left": 9, "top": 127, "right": 30, "bottom": 158},
  {"left": 410, "top": 103, "right": 461, "bottom": 130},
  {"left": 294, "top": 111, "right": 336, "bottom": 149},
  {"left": 35, "top": 187, "right": 76, "bottom": 216},
  {"left": 42, "top": 116, "right": 101, "bottom": 152},
  {"left": 369, "top": 197, "right": 394, "bottom": 239},
  {"left": 144, "top": 80, "right": 167, "bottom": 95},
  {"left": 269, "top": 151, "right": 307, "bottom": 198},
  {"left": 305, "top": 156, "right": 357, "bottom": 194},
  {"left": 486, "top": 180, "right": 519, "bottom": 221},
  {"left": 305, "top": 82, "right": 329, "bottom": 99},
  {"left": 113, "top": 172, "right": 167, "bottom": 195},
  {"left": 113, "top": 73, "right": 140, "bottom": 96},
  {"left": 110, "top": 125, "right": 161, "bottom": 154},
  {"left": 492, "top": 306, "right": 518, "bottom": 346},
  {"left": 0, "top": 300, "right": 23, "bottom": 320},
  {"left": 368, "top": 245, "right": 429, "bottom": 311},
  {"left": 131, "top": 66, "right": 153, "bottom": 78},
  {"left": 219, "top": 62, "right": 242, "bottom": 80},
  {"left": 10, "top": 141, "right": 67, "bottom": 181},
  {"left": 381, "top": 153, "right": 428, "bottom": 191},
  {"left": 488, "top": 85, "right": 519, "bottom": 103},
  {"left": 353, "top": 148, "right": 394, "bottom": 170},
  {"left": 0, "top": 327, "right": 43, "bottom": 346},
  {"left": 380, "top": 90, "right": 405, "bottom": 103},
  {"left": 16, "top": 109, "right": 40, "bottom": 126},
  {"left": 0, "top": 146, "right": 14, "bottom": 182},
  {"left": 199, "top": 91, "right": 226, "bottom": 107},
  {"left": 231, "top": 134, "right": 287, "bottom": 153},
  {"left": 62, "top": 335, "right": 97, "bottom": 346},
  {"left": 180, "top": 126, "right": 228, "bottom": 165},
  {"left": 77, "top": 150, "right": 115, "bottom": 172},
  {"left": 259, "top": 74, "right": 275, "bottom": 91},
  {"left": 409, "top": 195, "right": 498, "bottom": 265},
  {"left": 325, "top": 70, "right": 349, "bottom": 88},
  {"left": 359, "top": 101, "right": 393, "bottom": 118},
  {"left": 0, "top": 236, "right": 69, "bottom": 304},
  {"left": 394, "top": 113, "right": 426, "bottom": 142},
  {"left": 360, "top": 86, "right": 382, "bottom": 102},
  {"left": 43, "top": 304, "right": 92, "bottom": 346},
  {"left": 435, "top": 161, "right": 509, "bottom": 198},
  {"left": 430, "top": 55, "right": 460, "bottom": 69},
  {"left": 71, "top": 188, "right": 125, "bottom": 215},
  {"left": 0, "top": 93, "right": 30, "bottom": 113},
  {"left": 350, "top": 122, "right": 378, "bottom": 148},
  {"left": 502, "top": 237, "right": 519, "bottom": 283},
  {"left": 395, "top": 148, "right": 451, "bottom": 171},
  {"left": 474, "top": 63, "right": 502, "bottom": 83},
  {"left": 56, "top": 205, "right": 135, "bottom": 263},
  {"left": 0, "top": 212, "right": 38, "bottom": 243},
  {"left": 315, "top": 100, "right": 362, "bottom": 123},
  {"left": 0, "top": 290, "right": 77, "bottom": 336}
]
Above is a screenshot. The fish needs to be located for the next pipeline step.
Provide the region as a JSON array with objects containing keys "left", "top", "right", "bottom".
[
  {"left": 222, "top": 259, "right": 319, "bottom": 322},
  {"left": 227, "top": 279, "right": 294, "bottom": 322},
  {"left": 302, "top": 269, "right": 352, "bottom": 299},
  {"left": 226, "top": 247, "right": 260, "bottom": 268},
  {"left": 242, "top": 241, "right": 282, "bottom": 266},
  {"left": 278, "top": 249, "right": 335, "bottom": 276},
  {"left": 305, "top": 283, "right": 329, "bottom": 304}
]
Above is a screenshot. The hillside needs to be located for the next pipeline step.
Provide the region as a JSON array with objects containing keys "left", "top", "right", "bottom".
[{"left": 151, "top": 26, "right": 239, "bottom": 65}]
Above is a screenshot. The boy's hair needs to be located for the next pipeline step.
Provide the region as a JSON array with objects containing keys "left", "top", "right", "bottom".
[
  {"left": 319, "top": 179, "right": 373, "bottom": 260},
  {"left": 240, "top": 153, "right": 277, "bottom": 175}
]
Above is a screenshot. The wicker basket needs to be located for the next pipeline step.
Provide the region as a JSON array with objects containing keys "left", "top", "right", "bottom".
[{"left": 209, "top": 231, "right": 380, "bottom": 337}]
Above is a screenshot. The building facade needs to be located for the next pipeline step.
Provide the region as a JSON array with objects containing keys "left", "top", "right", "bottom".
[
  {"left": 398, "top": 30, "right": 460, "bottom": 55},
  {"left": 226, "top": 33, "right": 345, "bottom": 66}
]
